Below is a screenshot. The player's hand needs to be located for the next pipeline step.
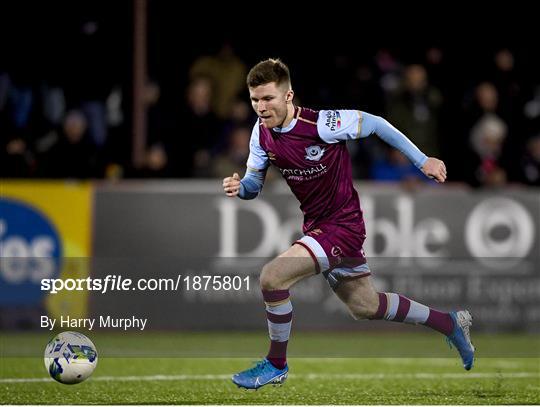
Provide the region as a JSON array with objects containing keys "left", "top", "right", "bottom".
[
  {"left": 421, "top": 157, "right": 447, "bottom": 183},
  {"left": 223, "top": 173, "right": 241, "bottom": 197}
]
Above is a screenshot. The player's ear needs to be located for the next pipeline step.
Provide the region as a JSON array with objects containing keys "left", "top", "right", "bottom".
[{"left": 285, "top": 90, "right": 294, "bottom": 103}]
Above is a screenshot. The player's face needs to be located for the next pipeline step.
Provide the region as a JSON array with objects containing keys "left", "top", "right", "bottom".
[{"left": 249, "top": 82, "right": 292, "bottom": 128}]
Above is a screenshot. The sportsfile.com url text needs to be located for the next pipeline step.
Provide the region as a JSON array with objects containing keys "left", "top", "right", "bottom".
[{"left": 41, "top": 274, "right": 250, "bottom": 294}]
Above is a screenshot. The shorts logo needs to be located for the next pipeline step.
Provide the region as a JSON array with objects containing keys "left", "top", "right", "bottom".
[
  {"left": 330, "top": 245, "right": 343, "bottom": 264},
  {"left": 305, "top": 145, "right": 325, "bottom": 161},
  {"left": 308, "top": 228, "right": 323, "bottom": 236}
]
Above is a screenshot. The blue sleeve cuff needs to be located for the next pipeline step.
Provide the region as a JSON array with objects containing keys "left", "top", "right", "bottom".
[{"left": 238, "top": 170, "right": 265, "bottom": 200}]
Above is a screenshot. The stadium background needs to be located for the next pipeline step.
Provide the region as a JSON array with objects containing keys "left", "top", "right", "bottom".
[{"left": 1, "top": 2, "right": 539, "bottom": 405}]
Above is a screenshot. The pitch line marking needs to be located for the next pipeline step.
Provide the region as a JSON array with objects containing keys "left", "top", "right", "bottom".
[{"left": 1, "top": 372, "right": 538, "bottom": 383}]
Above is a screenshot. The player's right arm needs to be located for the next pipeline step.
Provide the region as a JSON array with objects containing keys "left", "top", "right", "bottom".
[{"left": 222, "top": 122, "right": 269, "bottom": 199}]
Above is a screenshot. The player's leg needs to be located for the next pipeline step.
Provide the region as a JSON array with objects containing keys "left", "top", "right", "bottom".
[
  {"left": 332, "top": 274, "right": 379, "bottom": 319},
  {"left": 334, "top": 275, "right": 454, "bottom": 331},
  {"left": 260, "top": 242, "right": 318, "bottom": 290},
  {"left": 332, "top": 274, "right": 475, "bottom": 370},
  {"left": 259, "top": 243, "right": 317, "bottom": 369},
  {"left": 232, "top": 243, "right": 317, "bottom": 389}
]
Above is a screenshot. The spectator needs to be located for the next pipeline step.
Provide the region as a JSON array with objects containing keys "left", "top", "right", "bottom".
[
  {"left": 37, "top": 110, "right": 99, "bottom": 178},
  {"left": 1, "top": 135, "right": 32, "bottom": 178},
  {"left": 523, "top": 85, "right": 540, "bottom": 138},
  {"left": 0, "top": 72, "right": 34, "bottom": 177},
  {"left": 166, "top": 76, "right": 221, "bottom": 177},
  {"left": 465, "top": 82, "right": 501, "bottom": 131},
  {"left": 141, "top": 81, "right": 168, "bottom": 177},
  {"left": 212, "top": 126, "right": 251, "bottom": 178},
  {"left": 216, "top": 98, "right": 254, "bottom": 153},
  {"left": 466, "top": 114, "right": 508, "bottom": 188},
  {"left": 371, "top": 146, "right": 431, "bottom": 191},
  {"left": 519, "top": 134, "right": 540, "bottom": 186},
  {"left": 64, "top": 19, "right": 116, "bottom": 149},
  {"left": 491, "top": 48, "right": 523, "bottom": 125},
  {"left": 387, "top": 64, "right": 443, "bottom": 157},
  {"left": 189, "top": 41, "right": 247, "bottom": 119}
]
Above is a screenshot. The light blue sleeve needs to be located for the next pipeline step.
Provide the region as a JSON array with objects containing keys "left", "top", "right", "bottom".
[
  {"left": 318, "top": 110, "right": 428, "bottom": 169},
  {"left": 238, "top": 169, "right": 265, "bottom": 200},
  {"left": 317, "top": 110, "right": 363, "bottom": 143},
  {"left": 240, "top": 122, "right": 268, "bottom": 200},
  {"left": 246, "top": 122, "right": 269, "bottom": 171}
]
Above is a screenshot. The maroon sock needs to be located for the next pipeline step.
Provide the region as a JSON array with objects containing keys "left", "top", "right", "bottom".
[
  {"left": 262, "top": 289, "right": 292, "bottom": 370},
  {"left": 267, "top": 340, "right": 288, "bottom": 369},
  {"left": 370, "top": 292, "right": 454, "bottom": 336},
  {"left": 425, "top": 309, "right": 454, "bottom": 336}
]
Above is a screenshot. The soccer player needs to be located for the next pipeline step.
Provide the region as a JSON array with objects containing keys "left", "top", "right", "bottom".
[{"left": 223, "top": 59, "right": 475, "bottom": 390}]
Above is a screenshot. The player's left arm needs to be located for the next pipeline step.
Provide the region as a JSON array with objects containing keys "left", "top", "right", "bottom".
[
  {"left": 360, "top": 112, "right": 446, "bottom": 183},
  {"left": 317, "top": 110, "right": 447, "bottom": 183}
]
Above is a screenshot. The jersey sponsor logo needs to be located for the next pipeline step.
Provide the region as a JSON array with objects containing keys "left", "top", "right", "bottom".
[
  {"left": 325, "top": 110, "right": 341, "bottom": 131},
  {"left": 304, "top": 145, "right": 325, "bottom": 161},
  {"left": 277, "top": 163, "right": 329, "bottom": 182},
  {"left": 278, "top": 164, "right": 327, "bottom": 177}
]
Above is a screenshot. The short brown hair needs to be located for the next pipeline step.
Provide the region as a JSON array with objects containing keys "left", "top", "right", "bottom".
[{"left": 246, "top": 58, "right": 291, "bottom": 88}]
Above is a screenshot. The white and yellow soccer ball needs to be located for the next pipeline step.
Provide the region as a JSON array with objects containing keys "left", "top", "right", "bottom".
[{"left": 44, "top": 331, "right": 98, "bottom": 384}]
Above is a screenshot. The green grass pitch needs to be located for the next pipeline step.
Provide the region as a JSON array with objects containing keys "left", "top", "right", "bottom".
[{"left": 1, "top": 331, "right": 539, "bottom": 404}]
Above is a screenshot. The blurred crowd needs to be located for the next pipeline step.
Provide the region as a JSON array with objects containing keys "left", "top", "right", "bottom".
[{"left": 1, "top": 30, "right": 540, "bottom": 187}]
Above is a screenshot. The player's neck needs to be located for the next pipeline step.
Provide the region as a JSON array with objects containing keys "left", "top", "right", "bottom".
[{"left": 280, "top": 104, "right": 296, "bottom": 128}]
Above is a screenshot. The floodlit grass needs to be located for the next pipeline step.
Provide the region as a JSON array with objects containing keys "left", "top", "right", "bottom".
[{"left": 1, "top": 331, "right": 538, "bottom": 404}]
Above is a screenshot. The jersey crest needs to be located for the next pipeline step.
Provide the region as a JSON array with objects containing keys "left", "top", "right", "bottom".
[{"left": 305, "top": 145, "right": 326, "bottom": 161}]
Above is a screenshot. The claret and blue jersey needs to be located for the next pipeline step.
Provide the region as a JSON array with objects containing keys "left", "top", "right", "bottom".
[
  {"left": 249, "top": 106, "right": 363, "bottom": 233},
  {"left": 241, "top": 106, "right": 428, "bottom": 233}
]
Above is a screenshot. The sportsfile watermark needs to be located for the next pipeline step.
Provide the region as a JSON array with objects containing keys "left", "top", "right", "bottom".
[
  {"left": 41, "top": 274, "right": 251, "bottom": 294},
  {"left": 1, "top": 256, "right": 539, "bottom": 358}
]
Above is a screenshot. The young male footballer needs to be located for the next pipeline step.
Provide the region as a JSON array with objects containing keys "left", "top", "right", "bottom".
[{"left": 223, "top": 58, "right": 474, "bottom": 390}]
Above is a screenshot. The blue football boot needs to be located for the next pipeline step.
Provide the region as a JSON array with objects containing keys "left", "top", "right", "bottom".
[
  {"left": 232, "top": 359, "right": 288, "bottom": 390},
  {"left": 447, "top": 310, "right": 475, "bottom": 370}
]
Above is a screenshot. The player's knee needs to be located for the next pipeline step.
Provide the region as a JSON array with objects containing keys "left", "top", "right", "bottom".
[
  {"left": 347, "top": 304, "right": 370, "bottom": 320},
  {"left": 259, "top": 262, "right": 281, "bottom": 290},
  {"left": 346, "top": 299, "right": 378, "bottom": 320}
]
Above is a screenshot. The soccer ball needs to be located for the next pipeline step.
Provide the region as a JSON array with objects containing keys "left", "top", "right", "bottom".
[{"left": 44, "top": 331, "right": 98, "bottom": 384}]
